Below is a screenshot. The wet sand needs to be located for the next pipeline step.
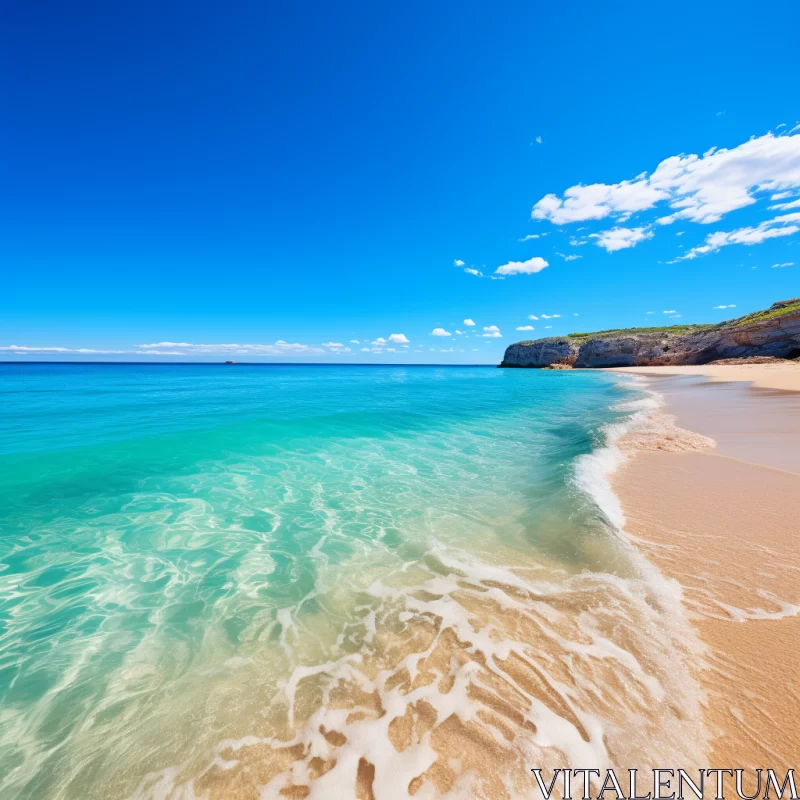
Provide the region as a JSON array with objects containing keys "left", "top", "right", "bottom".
[{"left": 611, "top": 367, "right": 800, "bottom": 768}]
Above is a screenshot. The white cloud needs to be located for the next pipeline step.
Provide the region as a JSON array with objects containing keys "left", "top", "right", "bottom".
[
  {"left": 454, "top": 259, "right": 465, "bottom": 266},
  {"left": 518, "top": 234, "right": 542, "bottom": 241},
  {"left": 361, "top": 347, "right": 371, "bottom": 352},
  {"left": 591, "top": 226, "right": 654, "bottom": 252},
  {"left": 535, "top": 136, "right": 543, "bottom": 144},
  {"left": 714, "top": 304, "right": 737, "bottom": 309},
  {"left": 772, "top": 191, "right": 794, "bottom": 200},
  {"left": 556, "top": 252, "right": 583, "bottom": 261},
  {"left": 540, "top": 313, "right": 561, "bottom": 319},
  {"left": 573, "top": 313, "right": 579, "bottom": 317},
  {"left": 323, "top": 342, "right": 344, "bottom": 348},
  {"left": 533, "top": 181, "right": 666, "bottom": 225},
  {"left": 532, "top": 132, "right": 800, "bottom": 227},
  {"left": 663, "top": 310, "right": 677, "bottom": 314},
  {"left": 645, "top": 311, "right": 655, "bottom": 314},
  {"left": 771, "top": 198, "right": 800, "bottom": 211},
  {"left": 482, "top": 325, "right": 502, "bottom": 338},
  {"left": 463, "top": 319, "right": 475, "bottom": 326},
  {"left": 135, "top": 341, "right": 325, "bottom": 356},
  {"left": 772, "top": 262, "right": 794, "bottom": 268},
  {"left": 673, "top": 212, "right": 800, "bottom": 261},
  {"left": 494, "top": 256, "right": 549, "bottom": 275},
  {"left": 528, "top": 314, "right": 539, "bottom": 320},
  {"left": 431, "top": 328, "right": 452, "bottom": 337},
  {"left": 516, "top": 325, "right": 535, "bottom": 331},
  {"left": 544, "top": 325, "right": 552, "bottom": 329},
  {"left": 371, "top": 337, "right": 387, "bottom": 346},
  {"left": 387, "top": 333, "right": 410, "bottom": 344},
  {"left": 349, "top": 339, "right": 360, "bottom": 344},
  {"left": 0, "top": 345, "right": 127, "bottom": 354},
  {"left": 464, "top": 268, "right": 483, "bottom": 276},
  {"left": 440, "top": 348, "right": 454, "bottom": 353}
]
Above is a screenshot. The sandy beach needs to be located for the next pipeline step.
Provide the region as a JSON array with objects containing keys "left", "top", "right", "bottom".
[{"left": 610, "top": 363, "right": 800, "bottom": 769}]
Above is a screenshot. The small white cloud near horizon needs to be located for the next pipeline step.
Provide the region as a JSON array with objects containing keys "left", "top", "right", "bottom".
[
  {"left": 464, "top": 267, "right": 483, "bottom": 276},
  {"left": 494, "top": 256, "right": 549, "bottom": 276},
  {"left": 431, "top": 328, "right": 452, "bottom": 337},
  {"left": 463, "top": 318, "right": 475, "bottom": 326},
  {"left": 528, "top": 314, "right": 539, "bottom": 320},
  {"left": 135, "top": 341, "right": 325, "bottom": 356},
  {"left": 454, "top": 259, "right": 465, "bottom": 266},
  {"left": 482, "top": 325, "right": 502, "bottom": 338},
  {"left": 349, "top": 339, "right": 360, "bottom": 344},
  {"left": 714, "top": 304, "right": 737, "bottom": 309},
  {"left": 516, "top": 325, "right": 535, "bottom": 331},
  {"left": 387, "top": 333, "right": 410, "bottom": 344},
  {"left": 663, "top": 310, "right": 677, "bottom": 314},
  {"left": 772, "top": 261, "right": 794, "bottom": 268},
  {"left": 540, "top": 313, "right": 561, "bottom": 319},
  {"left": 1, "top": 345, "right": 128, "bottom": 355}
]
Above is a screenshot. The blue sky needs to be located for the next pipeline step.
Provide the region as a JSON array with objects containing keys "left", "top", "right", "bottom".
[{"left": 2, "top": 0, "right": 799, "bottom": 363}]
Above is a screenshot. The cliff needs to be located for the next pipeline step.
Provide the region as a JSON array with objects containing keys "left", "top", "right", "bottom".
[{"left": 499, "top": 299, "right": 800, "bottom": 368}]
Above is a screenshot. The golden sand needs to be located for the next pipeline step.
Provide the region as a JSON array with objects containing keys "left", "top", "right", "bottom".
[{"left": 612, "top": 368, "right": 800, "bottom": 769}]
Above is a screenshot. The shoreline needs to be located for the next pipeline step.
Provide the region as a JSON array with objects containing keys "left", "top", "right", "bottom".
[
  {"left": 609, "top": 365, "right": 800, "bottom": 768},
  {"left": 607, "top": 361, "right": 800, "bottom": 393}
]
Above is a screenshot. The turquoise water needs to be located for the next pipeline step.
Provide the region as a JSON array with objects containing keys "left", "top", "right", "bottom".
[{"left": 0, "top": 364, "right": 703, "bottom": 799}]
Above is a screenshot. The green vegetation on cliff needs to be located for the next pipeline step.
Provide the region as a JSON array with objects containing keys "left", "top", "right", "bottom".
[
  {"left": 565, "top": 323, "right": 716, "bottom": 342},
  {"left": 733, "top": 300, "right": 800, "bottom": 327}
]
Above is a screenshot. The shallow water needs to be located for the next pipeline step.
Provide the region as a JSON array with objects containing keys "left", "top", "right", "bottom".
[{"left": 0, "top": 364, "right": 706, "bottom": 799}]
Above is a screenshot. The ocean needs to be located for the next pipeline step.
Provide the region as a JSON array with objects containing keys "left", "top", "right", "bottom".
[{"left": 0, "top": 364, "right": 706, "bottom": 799}]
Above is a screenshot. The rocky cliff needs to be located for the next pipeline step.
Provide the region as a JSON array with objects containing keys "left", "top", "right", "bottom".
[{"left": 499, "top": 299, "right": 800, "bottom": 368}]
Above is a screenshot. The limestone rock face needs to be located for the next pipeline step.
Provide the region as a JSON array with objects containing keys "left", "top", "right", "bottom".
[
  {"left": 499, "top": 338, "right": 578, "bottom": 368},
  {"left": 499, "top": 302, "right": 800, "bottom": 368}
]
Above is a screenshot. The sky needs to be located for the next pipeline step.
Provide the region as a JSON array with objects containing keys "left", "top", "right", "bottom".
[{"left": 2, "top": 0, "right": 799, "bottom": 363}]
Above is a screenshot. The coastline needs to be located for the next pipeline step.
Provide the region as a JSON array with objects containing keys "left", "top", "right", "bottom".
[{"left": 608, "top": 365, "right": 800, "bottom": 768}]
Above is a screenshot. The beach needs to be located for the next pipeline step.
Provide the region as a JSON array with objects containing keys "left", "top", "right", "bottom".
[{"left": 609, "top": 363, "right": 800, "bottom": 770}]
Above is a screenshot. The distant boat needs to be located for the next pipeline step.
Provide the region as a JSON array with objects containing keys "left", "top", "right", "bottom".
[{"left": 224, "top": 360, "right": 236, "bottom": 364}]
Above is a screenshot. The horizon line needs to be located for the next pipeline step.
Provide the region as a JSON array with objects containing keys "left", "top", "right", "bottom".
[{"left": 0, "top": 360, "right": 499, "bottom": 367}]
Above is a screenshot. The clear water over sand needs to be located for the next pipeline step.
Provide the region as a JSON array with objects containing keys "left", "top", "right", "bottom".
[{"left": 0, "top": 364, "right": 706, "bottom": 799}]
